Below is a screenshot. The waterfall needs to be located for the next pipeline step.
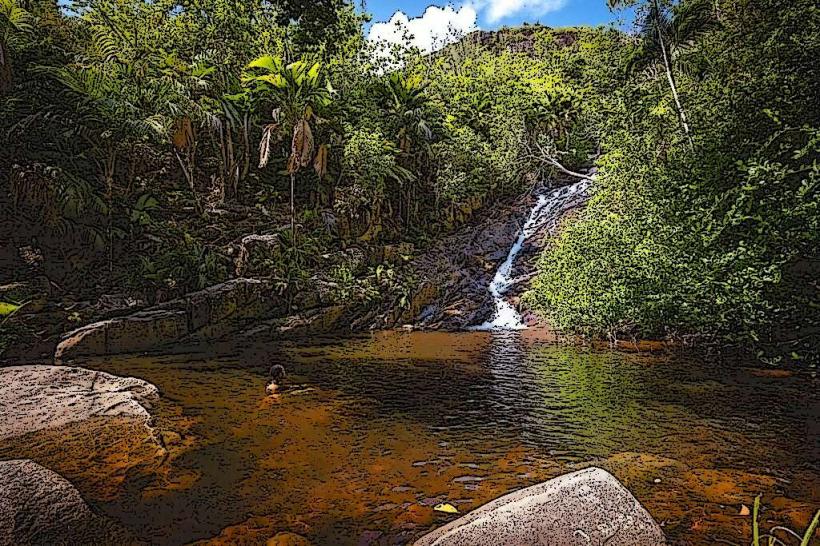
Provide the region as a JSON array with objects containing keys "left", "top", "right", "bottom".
[{"left": 472, "top": 181, "right": 589, "bottom": 331}]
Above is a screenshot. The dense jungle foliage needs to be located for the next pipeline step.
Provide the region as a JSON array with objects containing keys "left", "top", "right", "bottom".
[
  {"left": 525, "top": 0, "right": 820, "bottom": 364},
  {"left": 1, "top": 0, "right": 817, "bottom": 362}
]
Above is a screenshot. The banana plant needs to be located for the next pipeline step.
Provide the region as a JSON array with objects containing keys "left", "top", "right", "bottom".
[{"left": 244, "top": 54, "right": 334, "bottom": 244}]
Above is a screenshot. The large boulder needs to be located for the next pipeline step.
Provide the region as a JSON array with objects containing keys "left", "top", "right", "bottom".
[
  {"left": 414, "top": 467, "right": 666, "bottom": 546},
  {"left": 53, "top": 309, "right": 188, "bottom": 361},
  {"left": 0, "top": 459, "right": 131, "bottom": 546},
  {"left": 54, "top": 278, "right": 276, "bottom": 359},
  {"left": 0, "top": 365, "right": 158, "bottom": 441}
]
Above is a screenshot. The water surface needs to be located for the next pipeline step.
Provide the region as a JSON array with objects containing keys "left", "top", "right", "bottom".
[{"left": 5, "top": 330, "right": 818, "bottom": 545}]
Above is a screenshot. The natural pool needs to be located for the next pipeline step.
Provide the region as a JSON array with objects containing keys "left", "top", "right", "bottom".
[{"left": 4, "top": 330, "right": 818, "bottom": 545}]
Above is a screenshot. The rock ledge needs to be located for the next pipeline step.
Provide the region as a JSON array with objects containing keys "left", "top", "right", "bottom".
[{"left": 0, "top": 459, "right": 130, "bottom": 546}]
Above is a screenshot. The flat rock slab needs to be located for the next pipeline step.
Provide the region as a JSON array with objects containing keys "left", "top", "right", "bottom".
[
  {"left": 54, "top": 278, "right": 275, "bottom": 359},
  {"left": 0, "top": 459, "right": 129, "bottom": 546},
  {"left": 414, "top": 467, "right": 666, "bottom": 546},
  {"left": 0, "top": 365, "right": 158, "bottom": 441}
]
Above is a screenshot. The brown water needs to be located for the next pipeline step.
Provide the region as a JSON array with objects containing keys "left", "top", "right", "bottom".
[{"left": 5, "top": 330, "right": 819, "bottom": 545}]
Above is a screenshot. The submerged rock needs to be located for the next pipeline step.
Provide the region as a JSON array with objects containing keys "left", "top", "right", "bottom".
[
  {"left": 0, "top": 459, "right": 132, "bottom": 546},
  {"left": 0, "top": 365, "right": 158, "bottom": 440},
  {"left": 414, "top": 467, "right": 666, "bottom": 546},
  {"left": 266, "top": 532, "right": 312, "bottom": 546}
]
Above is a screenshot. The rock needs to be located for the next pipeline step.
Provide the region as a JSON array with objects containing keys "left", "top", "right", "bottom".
[
  {"left": 109, "top": 309, "right": 187, "bottom": 352},
  {"left": 0, "top": 365, "right": 158, "bottom": 441},
  {"left": 266, "top": 532, "right": 312, "bottom": 546},
  {"left": 55, "top": 309, "right": 186, "bottom": 361},
  {"left": 400, "top": 282, "right": 439, "bottom": 323},
  {"left": 0, "top": 277, "right": 50, "bottom": 302},
  {"left": 0, "top": 459, "right": 130, "bottom": 546},
  {"left": 234, "top": 234, "right": 281, "bottom": 276},
  {"left": 53, "top": 320, "right": 108, "bottom": 360},
  {"left": 55, "top": 278, "right": 276, "bottom": 359},
  {"left": 380, "top": 242, "right": 415, "bottom": 265},
  {"left": 413, "top": 467, "right": 666, "bottom": 546},
  {"left": 321, "top": 247, "right": 369, "bottom": 274},
  {"left": 91, "top": 293, "right": 146, "bottom": 317},
  {"left": 277, "top": 305, "right": 350, "bottom": 336}
]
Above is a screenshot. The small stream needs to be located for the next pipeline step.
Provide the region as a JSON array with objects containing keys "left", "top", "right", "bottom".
[{"left": 472, "top": 181, "right": 588, "bottom": 330}]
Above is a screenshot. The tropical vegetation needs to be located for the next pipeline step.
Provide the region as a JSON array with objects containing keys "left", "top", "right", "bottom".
[{"left": 1, "top": 0, "right": 817, "bottom": 363}]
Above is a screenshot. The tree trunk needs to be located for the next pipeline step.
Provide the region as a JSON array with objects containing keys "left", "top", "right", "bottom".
[
  {"left": 0, "top": 40, "right": 12, "bottom": 94},
  {"left": 290, "top": 172, "right": 297, "bottom": 247},
  {"left": 533, "top": 141, "right": 596, "bottom": 182},
  {"left": 104, "top": 148, "right": 116, "bottom": 274},
  {"left": 239, "top": 112, "right": 251, "bottom": 197},
  {"left": 174, "top": 150, "right": 202, "bottom": 214},
  {"left": 654, "top": 0, "right": 695, "bottom": 150}
]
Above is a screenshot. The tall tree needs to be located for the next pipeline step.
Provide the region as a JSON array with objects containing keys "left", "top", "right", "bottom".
[
  {"left": 245, "top": 55, "right": 334, "bottom": 242},
  {"left": 378, "top": 71, "right": 435, "bottom": 228},
  {"left": 610, "top": 0, "right": 713, "bottom": 149}
]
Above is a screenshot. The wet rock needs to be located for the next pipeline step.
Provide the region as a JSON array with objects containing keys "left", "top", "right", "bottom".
[
  {"left": 0, "top": 459, "right": 130, "bottom": 546},
  {"left": 55, "top": 309, "right": 187, "bottom": 361},
  {"left": 401, "top": 282, "right": 439, "bottom": 323},
  {"left": 0, "top": 365, "right": 158, "bottom": 441},
  {"left": 414, "top": 467, "right": 666, "bottom": 546},
  {"left": 266, "top": 532, "right": 312, "bottom": 546},
  {"left": 357, "top": 530, "right": 383, "bottom": 545}
]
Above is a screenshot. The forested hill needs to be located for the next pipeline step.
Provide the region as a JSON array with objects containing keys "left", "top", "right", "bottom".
[{"left": 1, "top": 0, "right": 818, "bottom": 364}]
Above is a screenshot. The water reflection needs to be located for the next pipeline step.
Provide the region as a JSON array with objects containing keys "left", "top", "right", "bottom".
[{"left": 4, "top": 331, "right": 816, "bottom": 545}]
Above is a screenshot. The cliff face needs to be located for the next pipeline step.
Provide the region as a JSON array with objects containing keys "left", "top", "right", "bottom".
[
  {"left": 467, "top": 26, "right": 580, "bottom": 54},
  {"left": 439, "top": 26, "right": 582, "bottom": 58}
]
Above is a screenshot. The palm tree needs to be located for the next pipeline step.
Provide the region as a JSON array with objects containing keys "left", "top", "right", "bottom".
[
  {"left": 381, "top": 72, "right": 433, "bottom": 155},
  {"left": 245, "top": 55, "right": 333, "bottom": 242},
  {"left": 611, "top": 0, "right": 714, "bottom": 150},
  {"left": 378, "top": 72, "right": 435, "bottom": 228},
  {"left": 0, "top": 0, "right": 33, "bottom": 94}
]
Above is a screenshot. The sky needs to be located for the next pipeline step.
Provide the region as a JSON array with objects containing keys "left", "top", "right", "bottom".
[{"left": 366, "top": 0, "right": 634, "bottom": 54}]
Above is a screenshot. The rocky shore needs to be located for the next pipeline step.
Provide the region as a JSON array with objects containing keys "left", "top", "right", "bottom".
[{"left": 414, "top": 467, "right": 666, "bottom": 546}]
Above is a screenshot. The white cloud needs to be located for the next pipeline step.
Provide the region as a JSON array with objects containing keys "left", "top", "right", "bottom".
[
  {"left": 482, "top": 0, "right": 568, "bottom": 22},
  {"left": 367, "top": 5, "right": 479, "bottom": 55}
]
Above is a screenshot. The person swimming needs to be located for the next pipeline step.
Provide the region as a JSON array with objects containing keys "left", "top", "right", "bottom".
[{"left": 266, "top": 364, "right": 286, "bottom": 395}]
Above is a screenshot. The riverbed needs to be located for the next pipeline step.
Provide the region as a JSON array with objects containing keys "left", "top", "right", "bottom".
[{"left": 3, "top": 330, "right": 817, "bottom": 545}]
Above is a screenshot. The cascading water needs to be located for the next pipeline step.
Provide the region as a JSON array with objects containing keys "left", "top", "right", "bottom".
[{"left": 472, "top": 180, "right": 589, "bottom": 331}]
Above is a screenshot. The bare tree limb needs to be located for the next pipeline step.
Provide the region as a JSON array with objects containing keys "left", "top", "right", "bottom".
[{"left": 532, "top": 141, "right": 596, "bottom": 182}]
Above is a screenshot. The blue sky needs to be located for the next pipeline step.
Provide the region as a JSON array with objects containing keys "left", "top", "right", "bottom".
[
  {"left": 366, "top": 0, "right": 628, "bottom": 29},
  {"left": 365, "top": 1, "right": 634, "bottom": 53}
]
